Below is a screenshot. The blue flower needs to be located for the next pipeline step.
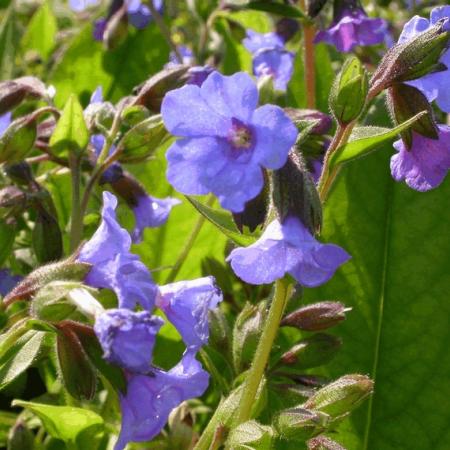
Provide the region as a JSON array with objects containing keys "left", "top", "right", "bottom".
[
  {"left": 157, "top": 277, "right": 223, "bottom": 350},
  {"left": 243, "top": 30, "right": 285, "bottom": 53},
  {"left": 115, "top": 350, "right": 209, "bottom": 450},
  {"left": 78, "top": 192, "right": 158, "bottom": 310},
  {"left": 166, "top": 45, "right": 195, "bottom": 67},
  {"left": 0, "top": 112, "right": 11, "bottom": 136},
  {"left": 397, "top": 6, "right": 450, "bottom": 113},
  {"left": 0, "top": 269, "right": 22, "bottom": 297},
  {"left": 94, "top": 309, "right": 163, "bottom": 373},
  {"left": 69, "top": 0, "right": 99, "bottom": 13},
  {"left": 391, "top": 125, "right": 450, "bottom": 191},
  {"left": 131, "top": 194, "right": 180, "bottom": 243},
  {"left": 227, "top": 216, "right": 350, "bottom": 286},
  {"left": 186, "top": 65, "right": 215, "bottom": 87},
  {"left": 315, "top": 4, "right": 387, "bottom": 52},
  {"left": 161, "top": 71, "right": 298, "bottom": 212}
]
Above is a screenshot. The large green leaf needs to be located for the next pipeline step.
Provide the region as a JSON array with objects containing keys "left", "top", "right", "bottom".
[
  {"left": 303, "top": 143, "right": 450, "bottom": 449},
  {"left": 0, "top": 6, "right": 18, "bottom": 80},
  {"left": 12, "top": 401, "right": 104, "bottom": 449}
]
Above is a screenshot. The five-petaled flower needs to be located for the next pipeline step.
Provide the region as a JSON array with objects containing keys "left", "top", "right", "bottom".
[{"left": 161, "top": 71, "right": 298, "bottom": 212}]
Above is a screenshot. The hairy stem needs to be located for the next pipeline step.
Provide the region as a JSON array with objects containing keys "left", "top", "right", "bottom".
[
  {"left": 231, "top": 279, "right": 292, "bottom": 428},
  {"left": 299, "top": 0, "right": 316, "bottom": 108},
  {"left": 165, "top": 195, "right": 215, "bottom": 283},
  {"left": 69, "top": 153, "right": 82, "bottom": 252}
]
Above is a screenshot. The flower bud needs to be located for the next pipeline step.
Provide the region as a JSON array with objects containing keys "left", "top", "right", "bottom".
[
  {"left": 227, "top": 420, "right": 273, "bottom": 450},
  {"left": 370, "top": 20, "right": 450, "bottom": 97},
  {"left": 284, "top": 108, "right": 332, "bottom": 136},
  {"left": 133, "top": 66, "right": 191, "bottom": 113},
  {"left": 387, "top": 83, "right": 438, "bottom": 149},
  {"left": 0, "top": 186, "right": 27, "bottom": 211},
  {"left": 278, "top": 333, "right": 342, "bottom": 370},
  {"left": 120, "top": 104, "right": 150, "bottom": 127},
  {"left": 329, "top": 56, "right": 368, "bottom": 125},
  {"left": 7, "top": 420, "right": 34, "bottom": 450},
  {"left": 274, "top": 407, "right": 330, "bottom": 441},
  {"left": 0, "top": 115, "right": 37, "bottom": 164},
  {"left": 276, "top": 18, "right": 299, "bottom": 41},
  {"left": 103, "top": 7, "right": 128, "bottom": 51},
  {"left": 208, "top": 307, "right": 231, "bottom": 352},
  {"left": 84, "top": 101, "right": 116, "bottom": 132},
  {"left": 3, "top": 162, "right": 35, "bottom": 185},
  {"left": 0, "top": 76, "right": 47, "bottom": 115},
  {"left": 308, "top": 436, "right": 347, "bottom": 450},
  {"left": 304, "top": 374, "right": 374, "bottom": 419},
  {"left": 232, "top": 302, "right": 265, "bottom": 372},
  {"left": 281, "top": 301, "right": 349, "bottom": 331},
  {"left": 271, "top": 151, "right": 322, "bottom": 234}
]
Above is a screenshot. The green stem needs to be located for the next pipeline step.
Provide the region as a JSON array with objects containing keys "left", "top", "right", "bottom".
[
  {"left": 165, "top": 195, "right": 215, "bottom": 283},
  {"left": 231, "top": 279, "right": 292, "bottom": 428},
  {"left": 69, "top": 153, "right": 82, "bottom": 252}
]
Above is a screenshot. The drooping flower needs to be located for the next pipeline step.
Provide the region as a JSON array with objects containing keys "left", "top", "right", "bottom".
[
  {"left": 390, "top": 125, "right": 450, "bottom": 191},
  {"left": 115, "top": 350, "right": 209, "bottom": 450},
  {"left": 0, "top": 269, "right": 22, "bottom": 297},
  {"left": 315, "top": 0, "right": 387, "bottom": 52},
  {"left": 227, "top": 216, "right": 350, "bottom": 286},
  {"left": 243, "top": 30, "right": 294, "bottom": 92},
  {"left": 397, "top": 6, "right": 450, "bottom": 113},
  {"left": 78, "top": 192, "right": 158, "bottom": 310},
  {"left": 157, "top": 277, "right": 223, "bottom": 349},
  {"left": 161, "top": 71, "right": 298, "bottom": 212},
  {"left": 94, "top": 309, "right": 163, "bottom": 373}
]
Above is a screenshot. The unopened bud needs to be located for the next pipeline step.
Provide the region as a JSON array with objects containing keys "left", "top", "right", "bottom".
[
  {"left": 370, "top": 20, "right": 450, "bottom": 97},
  {"left": 308, "top": 436, "right": 346, "bottom": 450},
  {"left": 329, "top": 56, "right": 368, "bottom": 125},
  {"left": 7, "top": 420, "right": 34, "bottom": 450},
  {"left": 227, "top": 420, "right": 273, "bottom": 450},
  {"left": 271, "top": 151, "right": 322, "bottom": 234},
  {"left": 281, "top": 301, "right": 349, "bottom": 331},
  {"left": 208, "top": 307, "right": 231, "bottom": 352},
  {"left": 133, "top": 66, "right": 191, "bottom": 113},
  {"left": 305, "top": 0, "right": 329, "bottom": 18},
  {"left": 275, "top": 408, "right": 329, "bottom": 441},
  {"left": 0, "top": 186, "right": 27, "bottom": 210},
  {"left": 279, "top": 333, "right": 342, "bottom": 370},
  {"left": 284, "top": 108, "right": 332, "bottom": 136},
  {"left": 0, "top": 115, "right": 37, "bottom": 164},
  {"left": 103, "top": 7, "right": 128, "bottom": 50},
  {"left": 120, "top": 104, "right": 150, "bottom": 127},
  {"left": 387, "top": 83, "right": 438, "bottom": 149},
  {"left": 304, "top": 374, "right": 374, "bottom": 419},
  {"left": 276, "top": 18, "right": 299, "bottom": 41},
  {"left": 84, "top": 101, "right": 115, "bottom": 131},
  {"left": 0, "top": 76, "right": 47, "bottom": 115},
  {"left": 3, "top": 162, "right": 35, "bottom": 185}
]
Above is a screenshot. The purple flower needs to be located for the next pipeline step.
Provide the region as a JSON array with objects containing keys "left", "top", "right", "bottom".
[
  {"left": 115, "top": 350, "right": 209, "bottom": 450},
  {"left": 94, "top": 309, "right": 163, "bottom": 373},
  {"left": 315, "top": 3, "right": 387, "bottom": 52},
  {"left": 166, "top": 45, "right": 195, "bottom": 68},
  {"left": 0, "top": 112, "right": 11, "bottom": 137},
  {"left": 187, "top": 65, "right": 214, "bottom": 87},
  {"left": 227, "top": 216, "right": 350, "bottom": 286},
  {"left": 253, "top": 48, "right": 294, "bottom": 91},
  {"left": 391, "top": 125, "right": 450, "bottom": 191},
  {"left": 78, "top": 192, "right": 158, "bottom": 310},
  {"left": 93, "top": 18, "right": 107, "bottom": 41},
  {"left": 69, "top": 0, "right": 99, "bottom": 13},
  {"left": 161, "top": 71, "right": 298, "bottom": 212},
  {"left": 0, "top": 269, "right": 22, "bottom": 297},
  {"left": 131, "top": 194, "right": 180, "bottom": 243},
  {"left": 243, "top": 30, "right": 284, "bottom": 53},
  {"left": 157, "top": 277, "right": 223, "bottom": 349},
  {"left": 398, "top": 6, "right": 450, "bottom": 113}
]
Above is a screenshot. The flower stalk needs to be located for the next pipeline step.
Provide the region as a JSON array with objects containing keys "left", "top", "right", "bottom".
[
  {"left": 299, "top": 0, "right": 316, "bottom": 108},
  {"left": 69, "top": 153, "right": 82, "bottom": 252}
]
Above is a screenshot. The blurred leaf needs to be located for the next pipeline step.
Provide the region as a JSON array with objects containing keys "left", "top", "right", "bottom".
[
  {"left": 0, "top": 219, "right": 16, "bottom": 266},
  {"left": 49, "top": 94, "right": 88, "bottom": 154},
  {"left": 240, "top": 1, "right": 307, "bottom": 19},
  {"left": 12, "top": 401, "right": 104, "bottom": 449},
  {"left": 0, "top": 330, "right": 50, "bottom": 390},
  {"left": 303, "top": 127, "right": 450, "bottom": 448},
  {"left": 328, "top": 112, "right": 426, "bottom": 169},
  {"left": 21, "top": 0, "right": 57, "bottom": 61},
  {"left": 0, "top": 7, "right": 18, "bottom": 79},
  {"left": 0, "top": 411, "right": 17, "bottom": 447}
]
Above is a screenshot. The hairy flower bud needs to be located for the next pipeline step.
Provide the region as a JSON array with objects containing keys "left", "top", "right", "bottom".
[
  {"left": 329, "top": 56, "right": 368, "bottom": 125},
  {"left": 275, "top": 407, "right": 330, "bottom": 441},
  {"left": 227, "top": 420, "right": 273, "bottom": 450},
  {"left": 3, "top": 162, "right": 35, "bottom": 185},
  {"left": 0, "top": 76, "right": 47, "bottom": 115},
  {"left": 284, "top": 108, "right": 333, "bottom": 136},
  {"left": 387, "top": 83, "right": 438, "bottom": 149},
  {"left": 278, "top": 333, "right": 342, "bottom": 370},
  {"left": 7, "top": 421, "right": 34, "bottom": 450},
  {"left": 370, "top": 20, "right": 450, "bottom": 97},
  {"left": 0, "top": 115, "right": 37, "bottom": 164},
  {"left": 304, "top": 374, "right": 374, "bottom": 419},
  {"left": 308, "top": 436, "right": 347, "bottom": 450},
  {"left": 281, "top": 301, "right": 349, "bottom": 331}
]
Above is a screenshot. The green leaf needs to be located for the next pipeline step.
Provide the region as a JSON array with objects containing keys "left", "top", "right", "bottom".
[
  {"left": 0, "top": 7, "right": 19, "bottom": 79},
  {"left": 12, "top": 401, "right": 104, "bottom": 449},
  {"left": 0, "top": 219, "right": 15, "bottom": 267},
  {"left": 328, "top": 112, "right": 427, "bottom": 170},
  {"left": 241, "top": 1, "right": 307, "bottom": 20},
  {"left": 49, "top": 95, "right": 88, "bottom": 155},
  {"left": 0, "top": 330, "right": 50, "bottom": 389},
  {"left": 187, "top": 196, "right": 257, "bottom": 246},
  {"left": 303, "top": 134, "right": 450, "bottom": 448},
  {"left": 21, "top": 0, "right": 57, "bottom": 61}
]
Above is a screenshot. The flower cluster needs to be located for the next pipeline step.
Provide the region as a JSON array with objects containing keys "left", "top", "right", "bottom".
[
  {"left": 243, "top": 29, "right": 294, "bottom": 91},
  {"left": 315, "top": 0, "right": 387, "bottom": 52},
  {"left": 79, "top": 192, "right": 222, "bottom": 449},
  {"left": 161, "top": 71, "right": 298, "bottom": 212}
]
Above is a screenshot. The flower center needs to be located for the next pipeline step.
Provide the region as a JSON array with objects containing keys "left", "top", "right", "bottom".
[{"left": 229, "top": 118, "right": 253, "bottom": 149}]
